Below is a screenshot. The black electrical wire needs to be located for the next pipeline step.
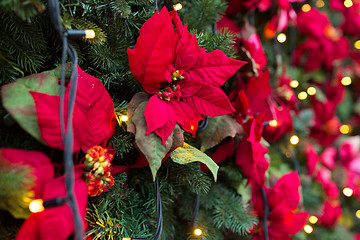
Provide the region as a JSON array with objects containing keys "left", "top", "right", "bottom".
[
  {"left": 47, "top": 0, "right": 84, "bottom": 239},
  {"left": 152, "top": 175, "right": 163, "bottom": 240},
  {"left": 261, "top": 187, "right": 269, "bottom": 240},
  {"left": 197, "top": 116, "right": 209, "bottom": 132}
]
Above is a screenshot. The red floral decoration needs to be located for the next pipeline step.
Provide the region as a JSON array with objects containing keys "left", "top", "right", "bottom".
[
  {"left": 127, "top": 7, "right": 246, "bottom": 144},
  {"left": 84, "top": 146, "right": 115, "bottom": 197}
]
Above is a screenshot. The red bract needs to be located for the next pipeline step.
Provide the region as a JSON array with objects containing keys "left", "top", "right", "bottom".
[
  {"left": 317, "top": 200, "right": 342, "bottom": 227},
  {"left": 330, "top": 0, "right": 360, "bottom": 36},
  {"left": 235, "top": 114, "right": 269, "bottom": 186},
  {"left": 251, "top": 172, "right": 308, "bottom": 240},
  {"left": 225, "top": 0, "right": 261, "bottom": 16},
  {"left": 127, "top": 8, "right": 245, "bottom": 144},
  {"left": 31, "top": 65, "right": 117, "bottom": 152}
]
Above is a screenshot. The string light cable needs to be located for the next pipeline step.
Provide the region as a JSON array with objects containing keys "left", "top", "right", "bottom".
[{"left": 261, "top": 187, "right": 270, "bottom": 240}]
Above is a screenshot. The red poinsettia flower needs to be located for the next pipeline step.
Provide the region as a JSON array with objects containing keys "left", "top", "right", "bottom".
[
  {"left": 30, "top": 65, "right": 117, "bottom": 152},
  {"left": 294, "top": 9, "right": 349, "bottom": 71},
  {"left": 235, "top": 114, "right": 269, "bottom": 186},
  {"left": 330, "top": 0, "right": 360, "bottom": 36},
  {"left": 0, "top": 148, "right": 88, "bottom": 240},
  {"left": 317, "top": 200, "right": 342, "bottom": 227},
  {"left": 127, "top": 7, "right": 245, "bottom": 144},
  {"left": 225, "top": 0, "right": 261, "bottom": 16},
  {"left": 251, "top": 171, "right": 308, "bottom": 240}
]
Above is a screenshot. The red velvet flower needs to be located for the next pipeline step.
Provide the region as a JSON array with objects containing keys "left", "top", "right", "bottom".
[
  {"left": 251, "top": 172, "right": 308, "bottom": 240},
  {"left": 127, "top": 8, "right": 245, "bottom": 144},
  {"left": 30, "top": 65, "right": 117, "bottom": 152},
  {"left": 235, "top": 114, "right": 269, "bottom": 186}
]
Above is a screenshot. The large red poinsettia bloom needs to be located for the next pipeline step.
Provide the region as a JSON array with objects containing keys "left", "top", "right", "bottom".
[
  {"left": 127, "top": 7, "right": 245, "bottom": 144},
  {"left": 251, "top": 172, "right": 308, "bottom": 240}
]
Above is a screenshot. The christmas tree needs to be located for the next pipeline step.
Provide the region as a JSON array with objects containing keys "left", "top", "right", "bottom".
[{"left": 1, "top": 0, "right": 360, "bottom": 239}]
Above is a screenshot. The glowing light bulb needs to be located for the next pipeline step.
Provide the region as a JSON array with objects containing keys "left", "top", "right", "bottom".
[
  {"left": 269, "top": 120, "right": 278, "bottom": 127},
  {"left": 356, "top": 210, "right": 360, "bottom": 219},
  {"left": 340, "top": 125, "right": 350, "bottom": 134},
  {"left": 277, "top": 33, "right": 287, "bottom": 43},
  {"left": 302, "top": 4, "right": 312, "bottom": 12},
  {"left": 85, "top": 30, "right": 96, "bottom": 39},
  {"left": 316, "top": 0, "right": 325, "bottom": 7},
  {"left": 307, "top": 87, "right": 316, "bottom": 95},
  {"left": 341, "top": 76, "right": 352, "bottom": 86},
  {"left": 29, "top": 199, "right": 45, "bottom": 213},
  {"left": 309, "top": 216, "right": 318, "bottom": 224},
  {"left": 122, "top": 238, "right": 131, "bottom": 240},
  {"left": 344, "top": 0, "right": 353, "bottom": 8},
  {"left": 343, "top": 187, "right": 353, "bottom": 197},
  {"left": 354, "top": 40, "right": 360, "bottom": 49},
  {"left": 298, "top": 91, "right": 308, "bottom": 100},
  {"left": 304, "top": 225, "right": 313, "bottom": 234},
  {"left": 173, "top": 3, "right": 183, "bottom": 11},
  {"left": 290, "top": 135, "right": 299, "bottom": 145},
  {"left": 290, "top": 80, "right": 299, "bottom": 88},
  {"left": 194, "top": 228, "right": 202, "bottom": 236},
  {"left": 120, "top": 115, "right": 128, "bottom": 122}
]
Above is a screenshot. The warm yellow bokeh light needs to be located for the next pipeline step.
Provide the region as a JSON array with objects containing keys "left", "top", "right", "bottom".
[
  {"left": 85, "top": 29, "right": 96, "bottom": 39},
  {"left": 298, "top": 91, "right": 308, "bottom": 100},
  {"left": 173, "top": 3, "right": 183, "bottom": 11},
  {"left": 341, "top": 76, "right": 352, "bottom": 86},
  {"left": 354, "top": 40, "right": 360, "bottom": 49},
  {"left": 340, "top": 125, "right": 351, "bottom": 134},
  {"left": 290, "top": 135, "right": 299, "bottom": 145},
  {"left": 316, "top": 0, "right": 325, "bottom": 7},
  {"left": 343, "top": 187, "right": 354, "bottom": 197},
  {"left": 309, "top": 216, "right": 318, "bottom": 224},
  {"left": 269, "top": 120, "right": 278, "bottom": 127},
  {"left": 307, "top": 87, "right": 317, "bottom": 95},
  {"left": 356, "top": 210, "right": 360, "bottom": 219},
  {"left": 277, "top": 33, "right": 287, "bottom": 43},
  {"left": 344, "top": 0, "right": 353, "bottom": 8},
  {"left": 290, "top": 80, "right": 299, "bottom": 88},
  {"left": 120, "top": 115, "right": 128, "bottom": 122},
  {"left": 302, "top": 4, "right": 312, "bottom": 12},
  {"left": 304, "top": 225, "right": 313, "bottom": 234},
  {"left": 29, "top": 199, "right": 45, "bottom": 213},
  {"left": 122, "top": 238, "right": 131, "bottom": 240},
  {"left": 194, "top": 228, "right": 202, "bottom": 236}
]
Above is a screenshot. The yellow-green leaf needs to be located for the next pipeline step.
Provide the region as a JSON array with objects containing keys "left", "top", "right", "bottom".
[{"left": 170, "top": 143, "right": 219, "bottom": 181}]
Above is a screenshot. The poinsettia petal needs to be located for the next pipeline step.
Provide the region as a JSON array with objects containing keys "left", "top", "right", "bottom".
[
  {"left": 74, "top": 66, "right": 117, "bottom": 151},
  {"left": 30, "top": 92, "right": 86, "bottom": 152},
  {"left": 0, "top": 149, "right": 54, "bottom": 199},
  {"left": 170, "top": 100, "right": 202, "bottom": 135},
  {"left": 145, "top": 95, "right": 171, "bottom": 135},
  {"left": 178, "top": 80, "right": 203, "bottom": 97},
  {"left": 154, "top": 117, "right": 177, "bottom": 146},
  {"left": 175, "top": 28, "right": 200, "bottom": 72},
  {"left": 127, "top": 7, "right": 175, "bottom": 93},
  {"left": 184, "top": 84, "right": 235, "bottom": 117},
  {"left": 185, "top": 49, "right": 246, "bottom": 86}
]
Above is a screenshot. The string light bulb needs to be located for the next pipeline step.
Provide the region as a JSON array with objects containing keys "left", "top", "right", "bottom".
[
  {"left": 269, "top": 120, "right": 278, "bottom": 127},
  {"left": 85, "top": 29, "right": 96, "bottom": 39},
  {"left": 122, "top": 238, "right": 131, "bottom": 240},
  {"left": 304, "top": 225, "right": 313, "bottom": 234},
  {"left": 354, "top": 40, "right": 360, "bottom": 49},
  {"left": 356, "top": 210, "right": 360, "bottom": 219},
  {"left": 341, "top": 76, "right": 352, "bottom": 86},
  {"left": 290, "top": 80, "right": 299, "bottom": 88},
  {"left": 309, "top": 216, "right": 318, "bottom": 224},
  {"left": 173, "top": 3, "right": 183, "bottom": 11},
  {"left": 307, "top": 87, "right": 316, "bottom": 95},
  {"left": 29, "top": 199, "right": 45, "bottom": 213},
  {"left": 277, "top": 33, "right": 287, "bottom": 43},
  {"left": 290, "top": 135, "right": 299, "bottom": 145},
  {"left": 194, "top": 228, "right": 203, "bottom": 236},
  {"left": 344, "top": 0, "right": 353, "bottom": 8},
  {"left": 302, "top": 4, "right": 312, "bottom": 12},
  {"left": 298, "top": 91, "right": 308, "bottom": 100},
  {"left": 343, "top": 187, "right": 353, "bottom": 197},
  {"left": 316, "top": 0, "right": 325, "bottom": 7},
  {"left": 120, "top": 115, "right": 128, "bottom": 122},
  {"left": 340, "top": 124, "right": 351, "bottom": 134}
]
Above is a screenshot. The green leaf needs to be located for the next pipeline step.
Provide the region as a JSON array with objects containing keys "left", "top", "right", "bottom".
[
  {"left": 127, "top": 92, "right": 184, "bottom": 181},
  {"left": 197, "top": 115, "right": 242, "bottom": 152},
  {"left": 170, "top": 143, "right": 219, "bottom": 181},
  {"left": 1, "top": 71, "right": 61, "bottom": 144}
]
